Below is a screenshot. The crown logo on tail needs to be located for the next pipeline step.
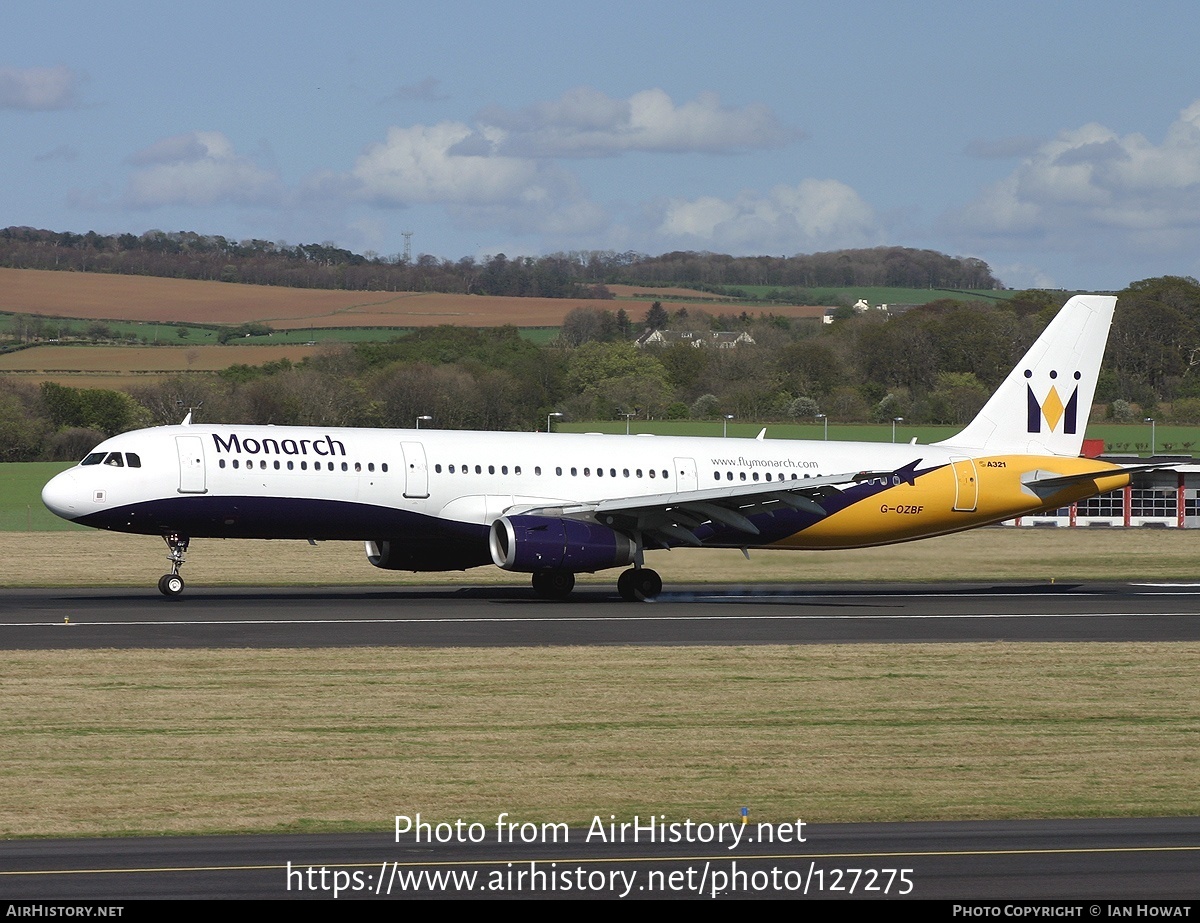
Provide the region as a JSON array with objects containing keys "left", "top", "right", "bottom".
[{"left": 1026, "top": 369, "right": 1081, "bottom": 434}]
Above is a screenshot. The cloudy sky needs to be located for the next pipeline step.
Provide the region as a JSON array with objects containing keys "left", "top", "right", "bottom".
[{"left": 4, "top": 0, "right": 1200, "bottom": 290}]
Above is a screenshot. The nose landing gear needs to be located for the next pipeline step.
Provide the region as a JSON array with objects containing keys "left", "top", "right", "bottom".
[{"left": 158, "top": 533, "right": 190, "bottom": 597}]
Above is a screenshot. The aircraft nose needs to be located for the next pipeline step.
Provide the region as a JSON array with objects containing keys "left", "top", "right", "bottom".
[{"left": 42, "top": 470, "right": 81, "bottom": 520}]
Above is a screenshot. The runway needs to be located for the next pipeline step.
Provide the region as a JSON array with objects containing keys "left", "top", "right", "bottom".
[
  {"left": 1, "top": 581, "right": 1199, "bottom": 648},
  {"left": 2, "top": 817, "right": 1198, "bottom": 900}
]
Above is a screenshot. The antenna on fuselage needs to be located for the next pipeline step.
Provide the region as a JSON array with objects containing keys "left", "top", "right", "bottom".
[{"left": 176, "top": 400, "right": 203, "bottom": 425}]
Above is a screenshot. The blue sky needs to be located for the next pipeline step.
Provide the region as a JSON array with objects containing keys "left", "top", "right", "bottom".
[{"left": 4, "top": 0, "right": 1200, "bottom": 290}]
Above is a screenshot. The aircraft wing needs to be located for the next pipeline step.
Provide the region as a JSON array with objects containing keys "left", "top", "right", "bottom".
[{"left": 513, "top": 469, "right": 879, "bottom": 548}]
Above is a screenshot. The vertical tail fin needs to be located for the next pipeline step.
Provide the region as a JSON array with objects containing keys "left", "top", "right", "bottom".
[{"left": 936, "top": 294, "right": 1116, "bottom": 457}]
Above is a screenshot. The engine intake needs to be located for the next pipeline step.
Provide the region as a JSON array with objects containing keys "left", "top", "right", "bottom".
[{"left": 489, "top": 515, "right": 636, "bottom": 573}]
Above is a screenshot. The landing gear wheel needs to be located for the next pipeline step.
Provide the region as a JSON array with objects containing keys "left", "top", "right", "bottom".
[
  {"left": 158, "top": 532, "right": 190, "bottom": 597},
  {"left": 618, "top": 567, "right": 662, "bottom": 601},
  {"left": 158, "top": 573, "right": 185, "bottom": 597},
  {"left": 531, "top": 570, "right": 576, "bottom": 600}
]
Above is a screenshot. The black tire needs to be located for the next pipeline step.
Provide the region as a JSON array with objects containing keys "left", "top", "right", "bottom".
[
  {"left": 635, "top": 568, "right": 662, "bottom": 600},
  {"left": 617, "top": 568, "right": 639, "bottom": 602},
  {"left": 617, "top": 568, "right": 662, "bottom": 601},
  {"left": 159, "top": 574, "right": 185, "bottom": 597},
  {"left": 531, "top": 570, "right": 575, "bottom": 600}
]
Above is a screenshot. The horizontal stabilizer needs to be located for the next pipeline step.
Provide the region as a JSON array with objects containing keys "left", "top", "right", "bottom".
[{"left": 1020, "top": 462, "right": 1162, "bottom": 500}]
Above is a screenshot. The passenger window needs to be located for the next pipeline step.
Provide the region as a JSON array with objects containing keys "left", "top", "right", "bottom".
[
  {"left": 488, "top": 465, "right": 495, "bottom": 475},
  {"left": 381, "top": 463, "right": 388, "bottom": 473},
  {"left": 219, "top": 459, "right": 226, "bottom": 469},
  {"left": 233, "top": 459, "right": 240, "bottom": 469},
  {"left": 342, "top": 462, "right": 349, "bottom": 472},
  {"left": 287, "top": 461, "right": 294, "bottom": 470},
  {"left": 435, "top": 464, "right": 442, "bottom": 473},
  {"left": 274, "top": 460, "right": 281, "bottom": 470},
  {"left": 514, "top": 465, "right": 522, "bottom": 475},
  {"left": 301, "top": 461, "right": 308, "bottom": 470},
  {"left": 356, "top": 462, "right": 363, "bottom": 472}
]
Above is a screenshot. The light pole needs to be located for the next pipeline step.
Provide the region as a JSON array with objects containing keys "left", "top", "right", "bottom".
[
  {"left": 816, "top": 412, "right": 827, "bottom": 440},
  {"left": 723, "top": 414, "right": 734, "bottom": 438},
  {"left": 416, "top": 415, "right": 432, "bottom": 429},
  {"left": 1145, "top": 417, "right": 1156, "bottom": 455},
  {"left": 547, "top": 411, "right": 563, "bottom": 433},
  {"left": 619, "top": 411, "right": 636, "bottom": 435},
  {"left": 892, "top": 416, "right": 904, "bottom": 443}
]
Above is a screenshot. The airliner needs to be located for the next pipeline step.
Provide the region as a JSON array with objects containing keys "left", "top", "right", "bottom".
[{"left": 42, "top": 294, "right": 1134, "bottom": 600}]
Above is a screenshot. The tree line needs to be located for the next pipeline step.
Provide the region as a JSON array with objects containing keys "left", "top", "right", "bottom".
[
  {"left": 0, "top": 227, "right": 999, "bottom": 298},
  {"left": 3, "top": 276, "right": 1199, "bottom": 462}
]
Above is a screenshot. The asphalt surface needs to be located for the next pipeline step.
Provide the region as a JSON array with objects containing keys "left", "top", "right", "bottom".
[
  {"left": 1, "top": 581, "right": 1200, "bottom": 647},
  {"left": 2, "top": 817, "right": 1198, "bottom": 900}
]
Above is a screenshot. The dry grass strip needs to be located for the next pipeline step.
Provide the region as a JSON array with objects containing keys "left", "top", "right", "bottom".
[
  {"left": 1, "top": 644, "right": 1196, "bottom": 837},
  {"left": 3, "top": 527, "right": 1200, "bottom": 588}
]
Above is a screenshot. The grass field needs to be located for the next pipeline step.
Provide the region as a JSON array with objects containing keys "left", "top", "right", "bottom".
[
  {"left": 3, "top": 524, "right": 1200, "bottom": 587},
  {"left": 0, "top": 267, "right": 825, "bottom": 332},
  {"left": 708, "top": 285, "right": 1018, "bottom": 305},
  {"left": 2, "top": 642, "right": 1196, "bottom": 837}
]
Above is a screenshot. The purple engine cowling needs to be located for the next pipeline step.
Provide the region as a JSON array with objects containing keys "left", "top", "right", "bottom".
[{"left": 489, "top": 515, "right": 636, "bottom": 573}]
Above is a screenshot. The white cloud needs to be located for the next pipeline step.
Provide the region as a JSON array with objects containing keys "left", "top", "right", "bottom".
[
  {"left": 655, "top": 179, "right": 881, "bottom": 252},
  {"left": 479, "top": 87, "right": 797, "bottom": 157},
  {"left": 346, "top": 120, "right": 610, "bottom": 238},
  {"left": 951, "top": 101, "right": 1200, "bottom": 248},
  {"left": 349, "top": 122, "right": 548, "bottom": 205},
  {"left": 0, "top": 65, "right": 78, "bottom": 110},
  {"left": 123, "top": 131, "right": 280, "bottom": 207}
]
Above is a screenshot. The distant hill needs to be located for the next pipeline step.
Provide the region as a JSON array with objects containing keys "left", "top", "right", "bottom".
[{"left": 0, "top": 227, "right": 1002, "bottom": 296}]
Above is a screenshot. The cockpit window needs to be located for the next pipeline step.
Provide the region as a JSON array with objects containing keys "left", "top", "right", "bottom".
[
  {"left": 81, "top": 452, "right": 106, "bottom": 466},
  {"left": 126, "top": 453, "right": 141, "bottom": 468},
  {"left": 104, "top": 452, "right": 124, "bottom": 467}
]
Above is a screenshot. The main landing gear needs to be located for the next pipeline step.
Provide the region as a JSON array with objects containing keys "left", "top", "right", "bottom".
[
  {"left": 617, "top": 567, "right": 662, "bottom": 602},
  {"left": 531, "top": 570, "right": 575, "bottom": 600},
  {"left": 158, "top": 532, "right": 190, "bottom": 597},
  {"left": 529, "top": 567, "right": 663, "bottom": 601}
]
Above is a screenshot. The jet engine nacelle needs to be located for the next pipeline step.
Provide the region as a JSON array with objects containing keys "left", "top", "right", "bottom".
[{"left": 489, "top": 515, "right": 636, "bottom": 573}]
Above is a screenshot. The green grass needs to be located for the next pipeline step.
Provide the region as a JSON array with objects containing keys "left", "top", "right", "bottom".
[
  {"left": 2, "top": 313, "right": 561, "bottom": 347},
  {"left": 0, "top": 312, "right": 223, "bottom": 343},
  {"left": 0, "top": 462, "right": 81, "bottom": 531},
  {"left": 702, "top": 285, "right": 1021, "bottom": 305}
]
